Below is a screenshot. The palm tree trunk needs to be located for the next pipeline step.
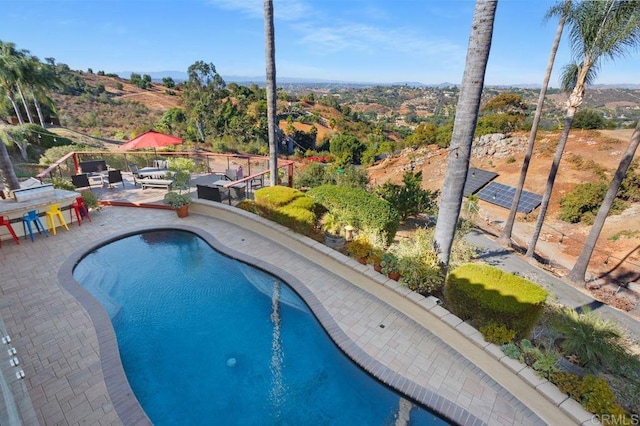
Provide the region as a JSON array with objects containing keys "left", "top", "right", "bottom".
[
  {"left": 525, "top": 106, "right": 576, "bottom": 258},
  {"left": 499, "top": 0, "right": 570, "bottom": 247},
  {"left": 0, "top": 139, "right": 21, "bottom": 191},
  {"left": 434, "top": 0, "right": 497, "bottom": 271},
  {"left": 264, "top": 0, "right": 278, "bottom": 186},
  {"left": 567, "top": 121, "right": 640, "bottom": 284},
  {"left": 7, "top": 92, "right": 24, "bottom": 124},
  {"left": 17, "top": 83, "right": 34, "bottom": 124},
  {"left": 33, "top": 96, "right": 46, "bottom": 127}
]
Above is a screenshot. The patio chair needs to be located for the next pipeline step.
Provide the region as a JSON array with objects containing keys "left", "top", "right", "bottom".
[
  {"left": 71, "top": 174, "right": 91, "bottom": 189},
  {"left": 128, "top": 164, "right": 142, "bottom": 186},
  {"left": 107, "top": 170, "right": 125, "bottom": 188}
]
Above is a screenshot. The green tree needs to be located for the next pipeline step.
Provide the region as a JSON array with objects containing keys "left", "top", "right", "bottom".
[
  {"left": 183, "top": 61, "right": 226, "bottom": 141},
  {"left": 433, "top": 0, "right": 497, "bottom": 272},
  {"left": 527, "top": 0, "right": 640, "bottom": 260},
  {"left": 377, "top": 171, "right": 438, "bottom": 220},
  {"left": 329, "top": 133, "right": 365, "bottom": 165},
  {"left": 162, "top": 76, "right": 175, "bottom": 88},
  {"left": 0, "top": 128, "right": 20, "bottom": 191}
]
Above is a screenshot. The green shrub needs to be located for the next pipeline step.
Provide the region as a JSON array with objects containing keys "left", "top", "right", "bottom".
[
  {"left": 501, "top": 342, "right": 521, "bottom": 359},
  {"left": 559, "top": 182, "right": 627, "bottom": 223},
  {"left": 445, "top": 263, "right": 548, "bottom": 338},
  {"left": 376, "top": 171, "right": 438, "bottom": 220},
  {"left": 255, "top": 186, "right": 304, "bottom": 209},
  {"left": 307, "top": 185, "right": 399, "bottom": 244},
  {"left": 51, "top": 177, "right": 75, "bottom": 191},
  {"left": 251, "top": 186, "right": 318, "bottom": 238},
  {"left": 553, "top": 373, "right": 630, "bottom": 421},
  {"left": 276, "top": 206, "right": 316, "bottom": 236},
  {"left": 479, "top": 322, "right": 516, "bottom": 345},
  {"left": 553, "top": 308, "right": 627, "bottom": 373}
]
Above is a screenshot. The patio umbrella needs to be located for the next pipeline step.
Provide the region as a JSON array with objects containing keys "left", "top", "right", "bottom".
[{"left": 120, "top": 130, "right": 183, "bottom": 161}]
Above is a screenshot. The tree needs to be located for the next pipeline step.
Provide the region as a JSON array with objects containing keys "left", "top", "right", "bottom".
[
  {"left": 433, "top": 0, "right": 497, "bottom": 272},
  {"left": 264, "top": 0, "right": 278, "bottom": 186},
  {"left": 0, "top": 41, "right": 26, "bottom": 124},
  {"left": 182, "top": 61, "right": 226, "bottom": 141},
  {"left": 0, "top": 128, "right": 21, "bottom": 191},
  {"left": 162, "top": 77, "right": 175, "bottom": 88},
  {"left": 526, "top": 0, "right": 640, "bottom": 259},
  {"left": 568, "top": 120, "right": 640, "bottom": 283},
  {"left": 499, "top": 0, "right": 570, "bottom": 247}
]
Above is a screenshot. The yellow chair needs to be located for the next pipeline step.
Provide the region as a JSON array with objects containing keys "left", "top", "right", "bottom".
[{"left": 45, "top": 204, "right": 70, "bottom": 235}]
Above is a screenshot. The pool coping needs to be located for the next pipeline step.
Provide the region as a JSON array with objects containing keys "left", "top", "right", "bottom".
[{"left": 54, "top": 200, "right": 587, "bottom": 425}]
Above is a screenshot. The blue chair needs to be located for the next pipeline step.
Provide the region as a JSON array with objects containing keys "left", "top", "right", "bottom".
[{"left": 22, "top": 210, "right": 49, "bottom": 242}]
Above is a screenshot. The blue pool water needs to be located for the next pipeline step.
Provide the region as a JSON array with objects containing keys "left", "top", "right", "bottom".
[{"left": 73, "top": 230, "right": 448, "bottom": 425}]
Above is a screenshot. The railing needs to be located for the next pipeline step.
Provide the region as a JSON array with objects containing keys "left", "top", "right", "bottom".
[{"left": 36, "top": 151, "right": 295, "bottom": 188}]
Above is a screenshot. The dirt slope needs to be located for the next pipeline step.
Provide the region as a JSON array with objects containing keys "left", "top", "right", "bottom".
[{"left": 368, "top": 129, "right": 640, "bottom": 290}]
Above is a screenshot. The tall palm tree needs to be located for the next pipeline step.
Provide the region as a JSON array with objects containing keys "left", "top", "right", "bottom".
[
  {"left": 568, "top": 121, "right": 640, "bottom": 284},
  {"left": 0, "top": 129, "right": 21, "bottom": 191},
  {"left": 433, "top": 0, "right": 497, "bottom": 271},
  {"left": 0, "top": 41, "right": 25, "bottom": 124},
  {"left": 499, "top": 0, "right": 571, "bottom": 247},
  {"left": 526, "top": 0, "right": 640, "bottom": 259},
  {"left": 264, "top": 0, "right": 278, "bottom": 186}
]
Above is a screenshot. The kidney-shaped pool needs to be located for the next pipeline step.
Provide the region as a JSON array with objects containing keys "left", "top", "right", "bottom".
[{"left": 73, "top": 230, "right": 448, "bottom": 425}]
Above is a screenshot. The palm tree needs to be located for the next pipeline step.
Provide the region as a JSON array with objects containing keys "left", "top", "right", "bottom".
[
  {"left": 568, "top": 121, "right": 640, "bottom": 284},
  {"left": 433, "top": 0, "right": 497, "bottom": 271},
  {"left": 0, "top": 41, "right": 25, "bottom": 124},
  {"left": 499, "top": 0, "right": 571, "bottom": 247},
  {"left": 264, "top": 0, "right": 278, "bottom": 186},
  {"left": 526, "top": 0, "right": 640, "bottom": 259},
  {"left": 0, "top": 129, "right": 21, "bottom": 191}
]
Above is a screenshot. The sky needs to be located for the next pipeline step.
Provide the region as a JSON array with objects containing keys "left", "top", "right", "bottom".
[{"left": 3, "top": 0, "right": 639, "bottom": 87}]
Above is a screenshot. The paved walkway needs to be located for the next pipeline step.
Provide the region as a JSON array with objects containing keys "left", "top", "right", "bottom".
[{"left": 0, "top": 201, "right": 589, "bottom": 425}]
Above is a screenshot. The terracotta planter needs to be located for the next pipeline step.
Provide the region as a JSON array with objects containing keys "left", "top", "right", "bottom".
[
  {"left": 176, "top": 205, "right": 189, "bottom": 218},
  {"left": 356, "top": 256, "right": 368, "bottom": 265},
  {"left": 374, "top": 263, "right": 382, "bottom": 273},
  {"left": 388, "top": 272, "right": 400, "bottom": 281}
]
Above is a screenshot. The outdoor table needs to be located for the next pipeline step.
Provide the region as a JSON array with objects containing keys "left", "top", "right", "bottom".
[{"left": 138, "top": 167, "right": 169, "bottom": 179}]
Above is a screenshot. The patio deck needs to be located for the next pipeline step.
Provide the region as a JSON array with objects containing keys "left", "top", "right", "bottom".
[{"left": 0, "top": 189, "right": 592, "bottom": 425}]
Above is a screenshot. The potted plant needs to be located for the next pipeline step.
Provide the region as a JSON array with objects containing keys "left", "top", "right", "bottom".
[
  {"left": 370, "top": 247, "right": 384, "bottom": 272},
  {"left": 381, "top": 251, "right": 401, "bottom": 281},
  {"left": 321, "top": 212, "right": 345, "bottom": 249},
  {"left": 163, "top": 159, "right": 194, "bottom": 217},
  {"left": 163, "top": 191, "right": 192, "bottom": 217},
  {"left": 346, "top": 234, "right": 373, "bottom": 264}
]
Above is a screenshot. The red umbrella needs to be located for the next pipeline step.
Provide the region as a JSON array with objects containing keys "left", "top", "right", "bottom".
[{"left": 121, "top": 130, "right": 183, "bottom": 152}]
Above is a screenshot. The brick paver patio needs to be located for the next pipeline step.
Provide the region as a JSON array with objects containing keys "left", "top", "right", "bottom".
[{"left": 0, "top": 199, "right": 585, "bottom": 425}]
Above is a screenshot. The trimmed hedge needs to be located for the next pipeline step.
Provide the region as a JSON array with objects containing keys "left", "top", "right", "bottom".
[
  {"left": 445, "top": 263, "right": 548, "bottom": 338},
  {"left": 255, "top": 186, "right": 304, "bottom": 208},
  {"left": 306, "top": 184, "right": 399, "bottom": 245},
  {"left": 252, "top": 186, "right": 318, "bottom": 237}
]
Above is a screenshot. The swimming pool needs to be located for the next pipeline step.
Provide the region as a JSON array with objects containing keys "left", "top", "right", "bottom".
[{"left": 73, "top": 230, "right": 448, "bottom": 425}]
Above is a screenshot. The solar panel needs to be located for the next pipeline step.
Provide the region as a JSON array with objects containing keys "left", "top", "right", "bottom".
[
  {"left": 463, "top": 168, "right": 498, "bottom": 196},
  {"left": 476, "top": 181, "right": 543, "bottom": 214}
]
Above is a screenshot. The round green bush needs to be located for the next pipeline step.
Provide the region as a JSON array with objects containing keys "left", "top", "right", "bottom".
[{"left": 445, "top": 263, "right": 548, "bottom": 338}]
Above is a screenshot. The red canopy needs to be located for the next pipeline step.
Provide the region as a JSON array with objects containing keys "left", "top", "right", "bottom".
[{"left": 120, "top": 130, "right": 183, "bottom": 151}]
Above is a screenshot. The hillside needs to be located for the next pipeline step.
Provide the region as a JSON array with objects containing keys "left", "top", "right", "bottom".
[
  {"left": 45, "top": 76, "right": 640, "bottom": 296},
  {"left": 51, "top": 72, "right": 181, "bottom": 141}
]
